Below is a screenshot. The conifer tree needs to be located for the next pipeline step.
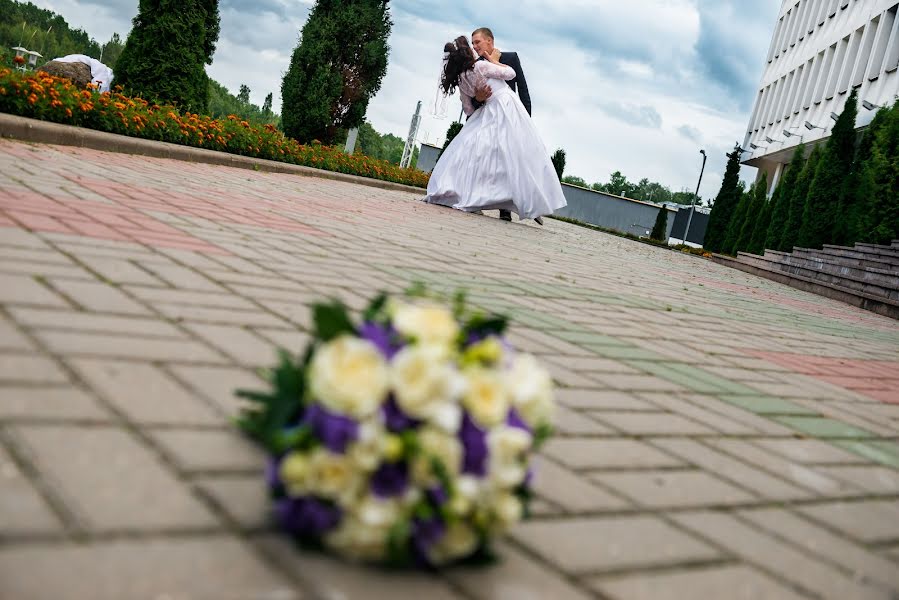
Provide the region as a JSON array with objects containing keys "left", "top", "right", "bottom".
[
  {"left": 797, "top": 90, "right": 858, "bottom": 249},
  {"left": 551, "top": 149, "right": 566, "bottom": 181},
  {"left": 650, "top": 206, "right": 669, "bottom": 241},
  {"left": 115, "top": 0, "right": 220, "bottom": 111},
  {"left": 780, "top": 145, "right": 823, "bottom": 251},
  {"left": 846, "top": 102, "right": 892, "bottom": 243},
  {"left": 735, "top": 172, "right": 767, "bottom": 254},
  {"left": 765, "top": 144, "right": 805, "bottom": 251},
  {"left": 704, "top": 145, "right": 743, "bottom": 252},
  {"left": 723, "top": 181, "right": 752, "bottom": 255},
  {"left": 853, "top": 100, "right": 899, "bottom": 245},
  {"left": 281, "top": 0, "right": 391, "bottom": 144}
]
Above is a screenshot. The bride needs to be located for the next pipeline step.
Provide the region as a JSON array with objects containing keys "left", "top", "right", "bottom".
[{"left": 424, "top": 36, "right": 567, "bottom": 225}]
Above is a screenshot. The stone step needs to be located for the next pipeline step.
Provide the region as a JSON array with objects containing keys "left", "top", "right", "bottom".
[
  {"left": 791, "top": 247, "right": 899, "bottom": 273},
  {"left": 824, "top": 243, "right": 899, "bottom": 262},
  {"left": 893, "top": 240, "right": 899, "bottom": 248},
  {"left": 735, "top": 252, "right": 898, "bottom": 301},
  {"left": 758, "top": 251, "right": 899, "bottom": 288},
  {"left": 711, "top": 254, "right": 899, "bottom": 320}
]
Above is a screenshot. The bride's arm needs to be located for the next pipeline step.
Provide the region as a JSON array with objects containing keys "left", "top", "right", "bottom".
[
  {"left": 461, "top": 92, "right": 476, "bottom": 117},
  {"left": 476, "top": 58, "right": 516, "bottom": 81}
]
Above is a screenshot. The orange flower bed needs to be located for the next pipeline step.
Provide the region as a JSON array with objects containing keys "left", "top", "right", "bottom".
[{"left": 0, "top": 68, "right": 430, "bottom": 188}]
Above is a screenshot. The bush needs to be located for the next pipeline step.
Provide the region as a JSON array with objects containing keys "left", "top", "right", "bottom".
[
  {"left": 650, "top": 206, "right": 668, "bottom": 241},
  {"left": 0, "top": 68, "right": 430, "bottom": 188}
]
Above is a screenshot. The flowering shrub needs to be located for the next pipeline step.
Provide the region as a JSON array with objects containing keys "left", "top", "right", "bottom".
[
  {"left": 236, "top": 290, "right": 555, "bottom": 568},
  {"left": 0, "top": 68, "right": 430, "bottom": 188}
]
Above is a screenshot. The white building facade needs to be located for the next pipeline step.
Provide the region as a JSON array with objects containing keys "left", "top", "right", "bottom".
[{"left": 744, "top": 0, "right": 899, "bottom": 188}]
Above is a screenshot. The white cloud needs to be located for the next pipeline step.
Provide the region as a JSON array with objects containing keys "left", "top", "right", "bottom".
[{"left": 27, "top": 0, "right": 782, "bottom": 200}]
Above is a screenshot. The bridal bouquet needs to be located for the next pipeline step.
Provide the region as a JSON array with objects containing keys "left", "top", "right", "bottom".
[{"left": 236, "top": 290, "right": 555, "bottom": 568}]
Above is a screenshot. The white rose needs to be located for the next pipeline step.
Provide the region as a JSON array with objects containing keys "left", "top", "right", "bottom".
[
  {"left": 392, "top": 302, "right": 460, "bottom": 348},
  {"left": 309, "top": 336, "right": 390, "bottom": 418},
  {"left": 462, "top": 367, "right": 510, "bottom": 428},
  {"left": 491, "top": 492, "right": 523, "bottom": 532},
  {"left": 487, "top": 426, "right": 532, "bottom": 488},
  {"left": 391, "top": 345, "right": 462, "bottom": 429},
  {"left": 307, "top": 448, "right": 363, "bottom": 505},
  {"left": 356, "top": 495, "right": 402, "bottom": 528},
  {"left": 326, "top": 517, "right": 391, "bottom": 562},
  {"left": 411, "top": 427, "right": 463, "bottom": 486},
  {"left": 428, "top": 522, "right": 480, "bottom": 565},
  {"left": 279, "top": 451, "right": 312, "bottom": 496},
  {"left": 505, "top": 354, "right": 554, "bottom": 427}
]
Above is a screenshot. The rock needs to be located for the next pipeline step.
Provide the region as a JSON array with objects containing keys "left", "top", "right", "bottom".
[{"left": 38, "top": 61, "right": 93, "bottom": 88}]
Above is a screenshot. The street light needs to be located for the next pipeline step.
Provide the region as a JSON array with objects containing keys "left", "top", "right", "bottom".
[
  {"left": 830, "top": 112, "right": 840, "bottom": 121},
  {"left": 804, "top": 121, "right": 826, "bottom": 131},
  {"left": 861, "top": 100, "right": 883, "bottom": 111},
  {"left": 782, "top": 130, "right": 803, "bottom": 140},
  {"left": 682, "top": 149, "right": 707, "bottom": 247},
  {"left": 749, "top": 142, "right": 767, "bottom": 150}
]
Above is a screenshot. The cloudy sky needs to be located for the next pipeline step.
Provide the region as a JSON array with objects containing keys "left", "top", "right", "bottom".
[{"left": 31, "top": 0, "right": 782, "bottom": 199}]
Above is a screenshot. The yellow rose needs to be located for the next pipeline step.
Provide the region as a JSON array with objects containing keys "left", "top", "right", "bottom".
[
  {"left": 326, "top": 517, "right": 391, "bottom": 562},
  {"left": 309, "top": 336, "right": 389, "bottom": 418},
  {"left": 391, "top": 345, "right": 461, "bottom": 426},
  {"left": 491, "top": 492, "right": 523, "bottom": 532},
  {"left": 279, "top": 451, "right": 312, "bottom": 495},
  {"left": 462, "top": 367, "right": 510, "bottom": 428},
  {"left": 307, "top": 448, "right": 362, "bottom": 504},
  {"left": 428, "top": 522, "right": 480, "bottom": 565},
  {"left": 487, "top": 426, "right": 532, "bottom": 488},
  {"left": 505, "top": 354, "right": 554, "bottom": 427},
  {"left": 411, "top": 427, "right": 463, "bottom": 485},
  {"left": 392, "top": 302, "right": 460, "bottom": 348}
]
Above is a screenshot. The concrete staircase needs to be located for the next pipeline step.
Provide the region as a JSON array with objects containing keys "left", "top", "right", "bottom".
[{"left": 711, "top": 240, "right": 899, "bottom": 319}]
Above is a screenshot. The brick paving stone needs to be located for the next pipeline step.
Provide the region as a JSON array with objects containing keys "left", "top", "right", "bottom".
[
  {"left": 446, "top": 540, "right": 594, "bottom": 600},
  {"left": 592, "top": 411, "right": 718, "bottom": 436},
  {"left": 8, "top": 424, "right": 219, "bottom": 532},
  {"left": 0, "top": 385, "right": 108, "bottom": 421},
  {"left": 636, "top": 393, "right": 759, "bottom": 435},
  {"left": 256, "top": 535, "right": 461, "bottom": 600},
  {"left": 531, "top": 456, "right": 629, "bottom": 513},
  {"left": 167, "top": 364, "right": 264, "bottom": 417},
  {"left": 511, "top": 516, "right": 720, "bottom": 574},
  {"left": 253, "top": 327, "right": 312, "bottom": 352},
  {"left": 0, "top": 444, "right": 63, "bottom": 535},
  {"left": 812, "top": 465, "right": 899, "bottom": 495},
  {"left": 35, "top": 330, "right": 227, "bottom": 363},
  {"left": 44, "top": 278, "right": 151, "bottom": 316},
  {"left": 149, "top": 429, "right": 264, "bottom": 473},
  {"left": 591, "top": 469, "right": 756, "bottom": 509},
  {"left": 0, "top": 274, "right": 70, "bottom": 308},
  {"left": 0, "top": 536, "right": 300, "bottom": 600},
  {"left": 557, "top": 388, "right": 658, "bottom": 411},
  {"left": 672, "top": 511, "right": 891, "bottom": 600},
  {"left": 67, "top": 359, "right": 224, "bottom": 425},
  {"left": 752, "top": 438, "right": 869, "bottom": 464},
  {"left": 135, "top": 261, "right": 227, "bottom": 291},
  {"left": 122, "top": 285, "right": 260, "bottom": 309},
  {"left": 553, "top": 405, "right": 615, "bottom": 435},
  {"left": 739, "top": 507, "right": 899, "bottom": 592},
  {"left": 542, "top": 438, "right": 686, "bottom": 470},
  {"left": 0, "top": 317, "right": 35, "bottom": 351},
  {"left": 652, "top": 439, "right": 811, "bottom": 501},
  {"left": 774, "top": 416, "right": 875, "bottom": 439},
  {"left": 798, "top": 500, "right": 899, "bottom": 543},
  {"left": 72, "top": 255, "right": 163, "bottom": 286},
  {"left": 195, "top": 475, "right": 270, "bottom": 529},
  {"left": 9, "top": 306, "right": 184, "bottom": 338},
  {"left": 153, "top": 303, "right": 288, "bottom": 327},
  {"left": 182, "top": 322, "right": 280, "bottom": 366},
  {"left": 589, "top": 564, "right": 810, "bottom": 600},
  {"left": 0, "top": 353, "right": 69, "bottom": 384}
]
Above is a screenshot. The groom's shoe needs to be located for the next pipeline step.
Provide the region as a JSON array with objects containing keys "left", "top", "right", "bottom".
[
  {"left": 534, "top": 217, "right": 544, "bottom": 226},
  {"left": 499, "top": 210, "right": 512, "bottom": 222}
]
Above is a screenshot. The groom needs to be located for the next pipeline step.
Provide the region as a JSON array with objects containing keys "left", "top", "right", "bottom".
[{"left": 470, "top": 27, "right": 532, "bottom": 222}]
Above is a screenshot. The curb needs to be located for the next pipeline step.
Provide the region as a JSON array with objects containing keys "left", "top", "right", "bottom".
[{"left": 0, "top": 113, "right": 427, "bottom": 195}]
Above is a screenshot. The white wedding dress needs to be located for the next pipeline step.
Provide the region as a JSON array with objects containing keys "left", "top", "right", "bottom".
[{"left": 425, "top": 60, "right": 567, "bottom": 220}]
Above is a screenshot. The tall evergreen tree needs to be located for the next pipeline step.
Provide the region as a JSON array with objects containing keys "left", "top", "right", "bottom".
[
  {"left": 704, "top": 145, "right": 743, "bottom": 252},
  {"left": 723, "top": 181, "right": 753, "bottom": 255},
  {"left": 780, "top": 145, "right": 823, "bottom": 251},
  {"left": 765, "top": 144, "right": 805, "bottom": 250},
  {"left": 262, "top": 93, "right": 273, "bottom": 115},
  {"left": 846, "top": 102, "right": 892, "bottom": 243},
  {"left": 853, "top": 100, "right": 899, "bottom": 245},
  {"left": 237, "top": 84, "right": 250, "bottom": 105},
  {"left": 748, "top": 176, "right": 774, "bottom": 255},
  {"left": 551, "top": 148, "right": 566, "bottom": 181},
  {"left": 735, "top": 172, "right": 768, "bottom": 254},
  {"left": 797, "top": 89, "right": 859, "bottom": 249},
  {"left": 115, "top": 0, "right": 220, "bottom": 112},
  {"left": 650, "top": 206, "right": 669, "bottom": 241},
  {"left": 281, "top": 0, "right": 391, "bottom": 145}
]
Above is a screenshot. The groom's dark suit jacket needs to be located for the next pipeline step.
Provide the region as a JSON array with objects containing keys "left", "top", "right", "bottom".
[{"left": 472, "top": 52, "right": 531, "bottom": 116}]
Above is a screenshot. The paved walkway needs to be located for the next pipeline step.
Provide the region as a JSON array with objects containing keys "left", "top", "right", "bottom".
[{"left": 1, "top": 137, "right": 898, "bottom": 600}]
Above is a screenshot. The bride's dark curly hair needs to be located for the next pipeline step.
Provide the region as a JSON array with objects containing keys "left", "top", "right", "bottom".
[{"left": 440, "top": 36, "right": 476, "bottom": 95}]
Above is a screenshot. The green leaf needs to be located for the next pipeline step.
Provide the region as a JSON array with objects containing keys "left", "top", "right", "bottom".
[
  {"left": 312, "top": 301, "right": 356, "bottom": 341},
  {"left": 362, "top": 291, "right": 389, "bottom": 323},
  {"left": 465, "top": 313, "right": 508, "bottom": 338},
  {"left": 533, "top": 423, "right": 554, "bottom": 449},
  {"left": 386, "top": 518, "right": 412, "bottom": 567},
  {"left": 404, "top": 281, "right": 427, "bottom": 298}
]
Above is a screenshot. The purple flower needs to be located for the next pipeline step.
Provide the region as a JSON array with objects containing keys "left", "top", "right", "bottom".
[
  {"left": 371, "top": 461, "right": 409, "bottom": 498},
  {"left": 459, "top": 412, "right": 488, "bottom": 476},
  {"left": 265, "top": 456, "right": 283, "bottom": 489},
  {"left": 274, "top": 496, "right": 342, "bottom": 537},
  {"left": 506, "top": 408, "right": 532, "bottom": 433},
  {"left": 304, "top": 404, "right": 359, "bottom": 453},
  {"left": 359, "top": 321, "right": 402, "bottom": 359},
  {"left": 427, "top": 485, "right": 449, "bottom": 506},
  {"left": 465, "top": 331, "right": 488, "bottom": 346},
  {"left": 411, "top": 516, "right": 446, "bottom": 566},
  {"left": 383, "top": 396, "right": 421, "bottom": 432}
]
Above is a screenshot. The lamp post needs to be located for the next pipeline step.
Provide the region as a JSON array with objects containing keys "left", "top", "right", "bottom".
[{"left": 682, "top": 149, "right": 706, "bottom": 246}]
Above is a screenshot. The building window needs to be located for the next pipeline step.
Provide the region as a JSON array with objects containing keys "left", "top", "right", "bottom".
[{"left": 868, "top": 5, "right": 898, "bottom": 79}]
